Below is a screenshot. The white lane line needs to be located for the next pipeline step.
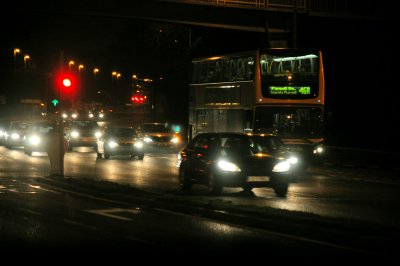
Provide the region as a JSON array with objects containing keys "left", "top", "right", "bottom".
[{"left": 85, "top": 208, "right": 141, "bottom": 221}]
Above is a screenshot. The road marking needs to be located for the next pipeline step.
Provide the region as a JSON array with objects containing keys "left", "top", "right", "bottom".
[{"left": 85, "top": 208, "right": 141, "bottom": 221}]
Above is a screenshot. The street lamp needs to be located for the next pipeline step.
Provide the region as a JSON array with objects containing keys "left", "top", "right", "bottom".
[
  {"left": 78, "top": 64, "right": 84, "bottom": 73},
  {"left": 93, "top": 68, "right": 99, "bottom": 76},
  {"left": 68, "top": 60, "right": 75, "bottom": 71},
  {"left": 13, "top": 48, "right": 21, "bottom": 66},
  {"left": 24, "top": 55, "right": 30, "bottom": 71}
]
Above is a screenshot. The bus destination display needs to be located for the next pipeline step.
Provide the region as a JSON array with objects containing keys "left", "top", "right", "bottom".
[{"left": 269, "top": 86, "right": 311, "bottom": 95}]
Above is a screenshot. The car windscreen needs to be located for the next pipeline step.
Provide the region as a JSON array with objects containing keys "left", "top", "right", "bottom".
[
  {"left": 106, "top": 128, "right": 136, "bottom": 137},
  {"left": 221, "top": 136, "right": 284, "bottom": 155},
  {"left": 141, "top": 124, "right": 171, "bottom": 133},
  {"left": 71, "top": 121, "right": 98, "bottom": 129}
]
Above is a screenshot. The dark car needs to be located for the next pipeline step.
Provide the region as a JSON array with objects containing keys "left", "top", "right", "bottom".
[
  {"left": 177, "top": 132, "right": 299, "bottom": 197},
  {"left": 66, "top": 120, "right": 101, "bottom": 151},
  {"left": 23, "top": 120, "right": 57, "bottom": 156},
  {"left": 96, "top": 127, "right": 144, "bottom": 159}
]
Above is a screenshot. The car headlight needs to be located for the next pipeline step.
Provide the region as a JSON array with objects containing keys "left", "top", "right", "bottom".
[
  {"left": 217, "top": 160, "right": 241, "bottom": 172},
  {"left": 144, "top": 136, "right": 152, "bottom": 143},
  {"left": 98, "top": 113, "right": 104, "bottom": 118},
  {"left": 71, "top": 131, "right": 79, "bottom": 138},
  {"left": 95, "top": 131, "right": 102, "bottom": 138},
  {"left": 272, "top": 160, "right": 291, "bottom": 172},
  {"left": 287, "top": 156, "right": 298, "bottom": 165},
  {"left": 88, "top": 113, "right": 94, "bottom": 118},
  {"left": 0, "top": 130, "right": 5, "bottom": 137},
  {"left": 170, "top": 136, "right": 179, "bottom": 144},
  {"left": 29, "top": 135, "right": 41, "bottom": 145},
  {"left": 11, "top": 133, "right": 20, "bottom": 140},
  {"left": 134, "top": 141, "right": 143, "bottom": 148},
  {"left": 108, "top": 140, "right": 118, "bottom": 148},
  {"left": 313, "top": 146, "right": 324, "bottom": 154}
]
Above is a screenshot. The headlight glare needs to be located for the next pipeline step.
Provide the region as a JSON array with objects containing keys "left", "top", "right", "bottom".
[
  {"left": 273, "top": 161, "right": 291, "bottom": 172},
  {"left": 170, "top": 137, "right": 179, "bottom": 143},
  {"left": 144, "top": 136, "right": 152, "bottom": 143},
  {"left": 29, "top": 135, "right": 41, "bottom": 145},
  {"left": 288, "top": 156, "right": 298, "bottom": 164},
  {"left": 71, "top": 131, "right": 79, "bottom": 138},
  {"left": 108, "top": 140, "right": 118, "bottom": 148},
  {"left": 134, "top": 141, "right": 143, "bottom": 148},
  {"left": 217, "top": 160, "right": 241, "bottom": 172}
]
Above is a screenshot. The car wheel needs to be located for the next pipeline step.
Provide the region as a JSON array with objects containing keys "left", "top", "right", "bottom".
[
  {"left": 97, "top": 152, "right": 102, "bottom": 158},
  {"left": 242, "top": 184, "right": 253, "bottom": 193},
  {"left": 272, "top": 181, "right": 289, "bottom": 198},
  {"left": 207, "top": 171, "right": 222, "bottom": 195},
  {"left": 137, "top": 153, "right": 144, "bottom": 160},
  {"left": 104, "top": 152, "right": 110, "bottom": 159},
  {"left": 24, "top": 149, "right": 32, "bottom": 156},
  {"left": 178, "top": 167, "right": 192, "bottom": 191}
]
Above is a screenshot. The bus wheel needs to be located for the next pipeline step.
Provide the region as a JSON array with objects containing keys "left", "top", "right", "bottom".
[{"left": 179, "top": 167, "right": 192, "bottom": 191}]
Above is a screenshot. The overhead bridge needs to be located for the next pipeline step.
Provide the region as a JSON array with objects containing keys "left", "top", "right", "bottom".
[{"left": 31, "top": 0, "right": 395, "bottom": 47}]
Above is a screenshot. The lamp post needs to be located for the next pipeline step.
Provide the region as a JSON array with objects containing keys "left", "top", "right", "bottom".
[
  {"left": 23, "top": 55, "right": 30, "bottom": 72},
  {"left": 112, "top": 71, "right": 122, "bottom": 104},
  {"left": 68, "top": 60, "right": 75, "bottom": 71},
  {"left": 13, "top": 48, "right": 21, "bottom": 66},
  {"left": 78, "top": 64, "right": 84, "bottom": 74}
]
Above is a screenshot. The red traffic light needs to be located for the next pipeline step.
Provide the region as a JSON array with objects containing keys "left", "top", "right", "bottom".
[
  {"left": 131, "top": 95, "right": 145, "bottom": 104},
  {"left": 56, "top": 72, "right": 77, "bottom": 94},
  {"left": 62, "top": 78, "right": 72, "bottom": 88}
]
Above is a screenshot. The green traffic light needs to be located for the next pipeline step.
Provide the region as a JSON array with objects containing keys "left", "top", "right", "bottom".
[{"left": 52, "top": 99, "right": 59, "bottom": 106}]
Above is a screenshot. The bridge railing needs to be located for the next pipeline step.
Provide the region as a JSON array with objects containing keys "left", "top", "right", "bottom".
[{"left": 165, "top": 0, "right": 389, "bottom": 18}]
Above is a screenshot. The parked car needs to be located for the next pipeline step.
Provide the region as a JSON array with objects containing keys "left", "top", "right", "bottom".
[
  {"left": 96, "top": 126, "right": 144, "bottom": 159},
  {"left": 24, "top": 120, "right": 57, "bottom": 156},
  {"left": 136, "top": 122, "right": 181, "bottom": 149},
  {"left": 66, "top": 120, "right": 101, "bottom": 151},
  {"left": 177, "top": 132, "right": 299, "bottom": 197}
]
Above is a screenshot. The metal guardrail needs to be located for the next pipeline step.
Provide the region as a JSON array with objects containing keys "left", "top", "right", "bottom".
[{"left": 163, "top": 0, "right": 390, "bottom": 18}]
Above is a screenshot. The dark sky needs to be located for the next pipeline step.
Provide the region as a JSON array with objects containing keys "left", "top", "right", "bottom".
[{"left": 1, "top": 5, "right": 399, "bottom": 151}]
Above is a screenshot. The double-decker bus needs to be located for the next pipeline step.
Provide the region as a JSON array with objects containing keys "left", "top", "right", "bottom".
[{"left": 188, "top": 48, "right": 325, "bottom": 161}]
